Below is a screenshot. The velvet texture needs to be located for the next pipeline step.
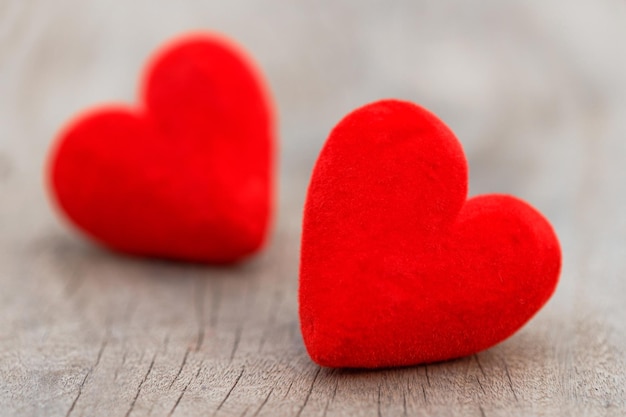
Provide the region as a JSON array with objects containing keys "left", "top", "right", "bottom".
[
  {"left": 300, "top": 99, "right": 561, "bottom": 368},
  {"left": 49, "top": 34, "right": 274, "bottom": 263}
]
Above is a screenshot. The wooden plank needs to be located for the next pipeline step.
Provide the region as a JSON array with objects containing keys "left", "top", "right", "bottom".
[{"left": 1, "top": 0, "right": 626, "bottom": 415}]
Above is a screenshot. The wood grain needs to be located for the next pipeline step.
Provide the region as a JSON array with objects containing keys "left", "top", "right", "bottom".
[{"left": 1, "top": 0, "right": 626, "bottom": 415}]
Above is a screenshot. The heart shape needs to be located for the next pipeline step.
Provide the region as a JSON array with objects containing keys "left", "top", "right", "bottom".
[
  {"left": 299, "top": 100, "right": 561, "bottom": 368},
  {"left": 48, "top": 34, "right": 274, "bottom": 263}
]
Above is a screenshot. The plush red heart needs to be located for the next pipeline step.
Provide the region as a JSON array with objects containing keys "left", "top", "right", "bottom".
[
  {"left": 299, "top": 99, "right": 561, "bottom": 368},
  {"left": 48, "top": 34, "right": 274, "bottom": 263}
]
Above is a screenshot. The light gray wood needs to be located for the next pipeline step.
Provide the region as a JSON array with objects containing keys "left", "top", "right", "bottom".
[{"left": 1, "top": 0, "right": 626, "bottom": 415}]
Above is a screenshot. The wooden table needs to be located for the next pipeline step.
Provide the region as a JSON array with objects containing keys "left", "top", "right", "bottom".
[{"left": 1, "top": 1, "right": 625, "bottom": 415}]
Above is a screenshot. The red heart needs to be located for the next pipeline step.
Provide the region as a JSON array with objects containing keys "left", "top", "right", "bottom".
[
  {"left": 48, "top": 34, "right": 274, "bottom": 263},
  {"left": 299, "top": 100, "right": 561, "bottom": 368}
]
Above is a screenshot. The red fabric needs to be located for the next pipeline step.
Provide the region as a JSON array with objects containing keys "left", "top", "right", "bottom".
[
  {"left": 300, "top": 99, "right": 561, "bottom": 368},
  {"left": 48, "top": 34, "right": 274, "bottom": 263}
]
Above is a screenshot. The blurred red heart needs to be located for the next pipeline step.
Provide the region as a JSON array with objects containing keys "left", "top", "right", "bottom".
[
  {"left": 299, "top": 100, "right": 561, "bottom": 368},
  {"left": 48, "top": 34, "right": 274, "bottom": 263}
]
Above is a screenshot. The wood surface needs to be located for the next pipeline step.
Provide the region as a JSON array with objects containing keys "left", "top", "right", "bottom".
[{"left": 1, "top": 0, "right": 626, "bottom": 415}]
